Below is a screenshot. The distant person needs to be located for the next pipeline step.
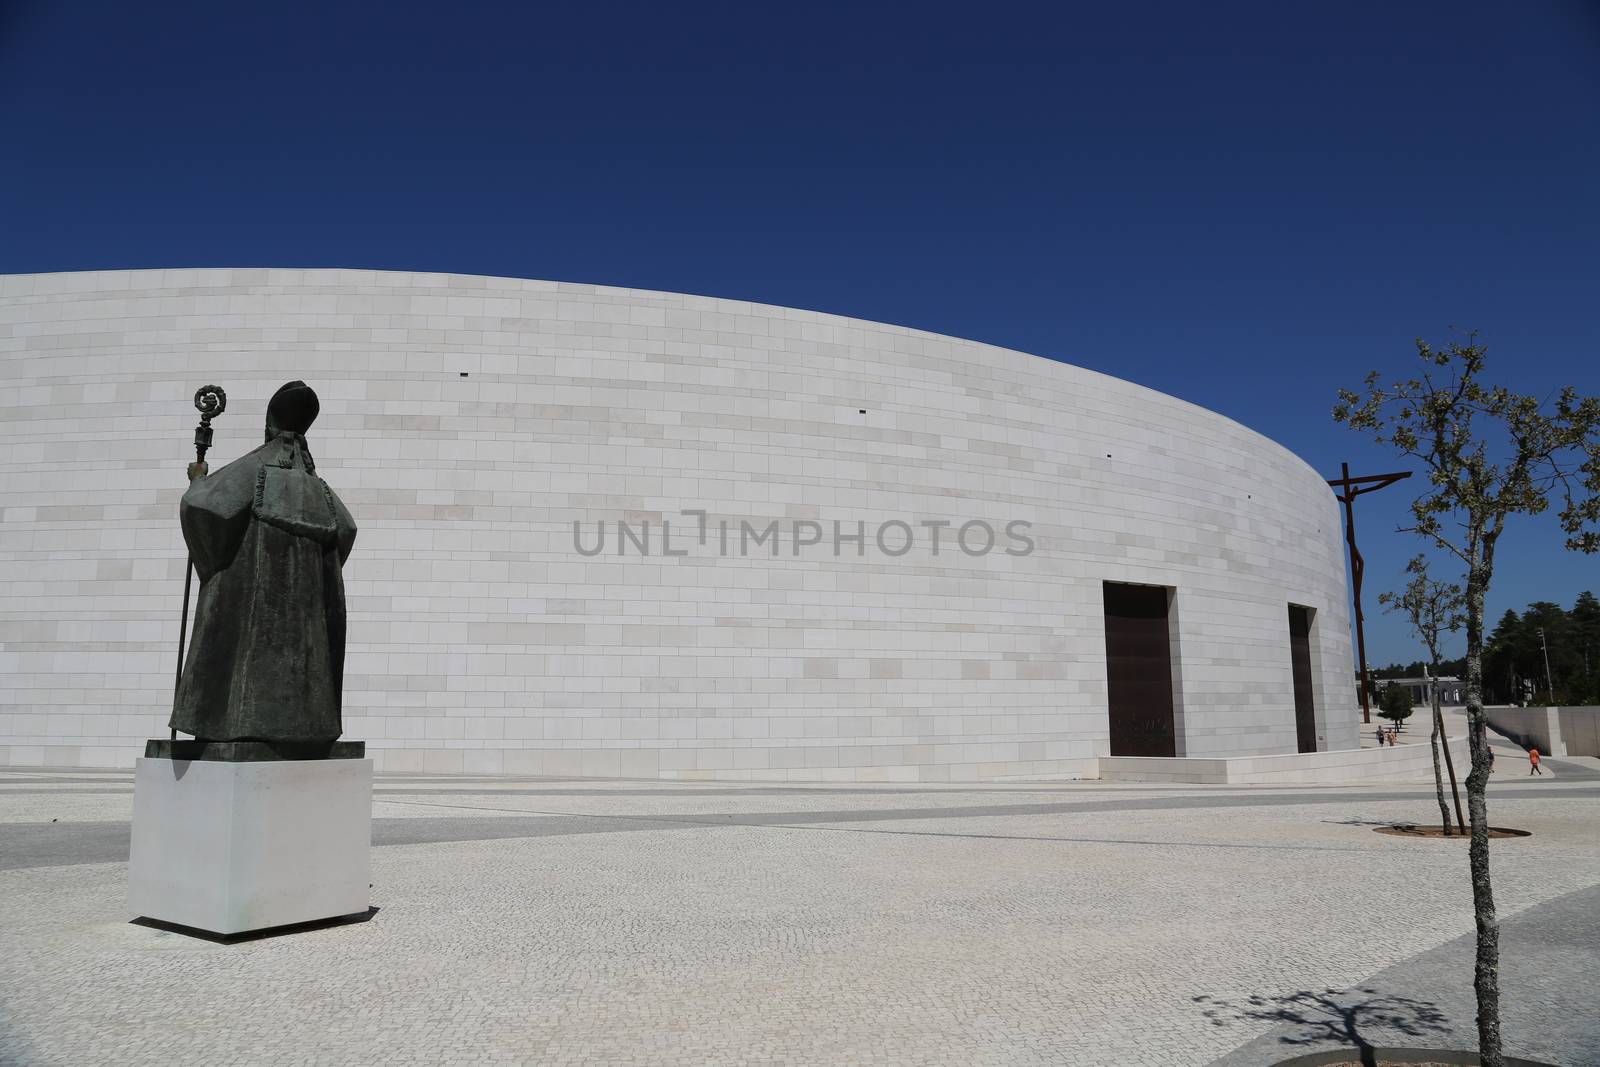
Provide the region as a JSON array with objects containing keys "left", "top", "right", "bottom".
[
  {"left": 1529, "top": 747, "right": 1543, "bottom": 776},
  {"left": 1376, "top": 726, "right": 1386, "bottom": 746},
  {"left": 1488, "top": 748, "right": 1496, "bottom": 773}
]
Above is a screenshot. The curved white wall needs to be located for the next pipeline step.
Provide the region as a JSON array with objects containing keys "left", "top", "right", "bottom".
[{"left": 0, "top": 269, "right": 1356, "bottom": 778}]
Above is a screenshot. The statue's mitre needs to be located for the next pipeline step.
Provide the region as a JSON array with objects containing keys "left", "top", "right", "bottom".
[{"left": 267, "top": 380, "right": 320, "bottom": 434}]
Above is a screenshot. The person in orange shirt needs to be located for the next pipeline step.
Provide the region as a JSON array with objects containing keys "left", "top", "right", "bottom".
[{"left": 1529, "top": 747, "right": 1543, "bottom": 775}]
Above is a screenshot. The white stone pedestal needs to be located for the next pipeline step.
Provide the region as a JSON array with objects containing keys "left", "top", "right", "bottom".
[{"left": 128, "top": 756, "right": 372, "bottom": 936}]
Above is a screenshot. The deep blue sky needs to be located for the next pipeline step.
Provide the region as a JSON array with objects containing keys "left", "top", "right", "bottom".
[{"left": 3, "top": 0, "right": 1597, "bottom": 664}]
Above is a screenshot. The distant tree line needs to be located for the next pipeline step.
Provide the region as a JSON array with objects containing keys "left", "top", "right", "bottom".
[
  {"left": 1368, "top": 590, "right": 1600, "bottom": 705},
  {"left": 1483, "top": 591, "right": 1600, "bottom": 705}
]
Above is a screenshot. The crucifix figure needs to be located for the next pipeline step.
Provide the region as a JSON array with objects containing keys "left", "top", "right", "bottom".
[{"left": 1327, "top": 462, "right": 1410, "bottom": 724}]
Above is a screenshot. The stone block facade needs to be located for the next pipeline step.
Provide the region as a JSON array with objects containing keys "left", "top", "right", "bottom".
[{"left": 0, "top": 269, "right": 1357, "bottom": 778}]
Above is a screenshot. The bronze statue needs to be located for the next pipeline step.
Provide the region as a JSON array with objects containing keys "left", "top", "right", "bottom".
[{"left": 170, "top": 381, "right": 357, "bottom": 746}]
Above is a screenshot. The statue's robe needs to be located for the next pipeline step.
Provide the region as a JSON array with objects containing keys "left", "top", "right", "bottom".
[{"left": 171, "top": 431, "right": 357, "bottom": 743}]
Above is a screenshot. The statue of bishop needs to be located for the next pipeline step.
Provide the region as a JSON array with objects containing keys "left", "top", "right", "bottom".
[{"left": 171, "top": 381, "right": 358, "bottom": 745}]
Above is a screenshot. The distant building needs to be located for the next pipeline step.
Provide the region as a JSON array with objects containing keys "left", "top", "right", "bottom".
[{"left": 1364, "top": 676, "right": 1463, "bottom": 707}]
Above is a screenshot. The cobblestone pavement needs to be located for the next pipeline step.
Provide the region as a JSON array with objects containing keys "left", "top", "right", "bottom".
[
  {"left": 1205, "top": 881, "right": 1600, "bottom": 1067},
  {"left": 2, "top": 769, "right": 1597, "bottom": 1066}
]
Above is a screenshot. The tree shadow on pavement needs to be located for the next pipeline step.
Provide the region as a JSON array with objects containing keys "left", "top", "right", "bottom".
[{"left": 1194, "top": 987, "right": 1451, "bottom": 1067}]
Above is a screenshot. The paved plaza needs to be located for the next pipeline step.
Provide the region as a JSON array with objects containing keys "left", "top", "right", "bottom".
[{"left": 3, "top": 755, "right": 1599, "bottom": 1067}]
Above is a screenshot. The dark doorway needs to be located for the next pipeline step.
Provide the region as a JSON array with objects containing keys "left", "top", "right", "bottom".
[
  {"left": 1288, "top": 604, "right": 1318, "bottom": 753},
  {"left": 1103, "top": 582, "right": 1177, "bottom": 757}
]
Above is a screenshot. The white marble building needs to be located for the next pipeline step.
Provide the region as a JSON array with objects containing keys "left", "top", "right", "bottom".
[{"left": 0, "top": 269, "right": 1357, "bottom": 778}]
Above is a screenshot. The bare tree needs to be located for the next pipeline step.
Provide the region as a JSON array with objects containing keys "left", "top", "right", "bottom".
[
  {"left": 1379, "top": 556, "right": 1465, "bottom": 834},
  {"left": 1335, "top": 333, "right": 1600, "bottom": 1067}
]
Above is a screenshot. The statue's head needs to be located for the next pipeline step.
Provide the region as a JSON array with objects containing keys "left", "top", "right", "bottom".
[{"left": 265, "top": 380, "right": 320, "bottom": 439}]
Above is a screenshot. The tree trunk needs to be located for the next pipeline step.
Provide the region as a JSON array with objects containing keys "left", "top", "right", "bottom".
[
  {"left": 1429, "top": 655, "right": 1463, "bottom": 834},
  {"left": 1430, "top": 701, "right": 1452, "bottom": 835},
  {"left": 1464, "top": 574, "right": 1504, "bottom": 1066},
  {"left": 1439, "top": 695, "right": 1466, "bottom": 829}
]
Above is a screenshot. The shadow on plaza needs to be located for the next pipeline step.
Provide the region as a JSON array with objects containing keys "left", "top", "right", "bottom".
[
  {"left": 1195, "top": 987, "right": 1450, "bottom": 1067},
  {"left": 129, "top": 906, "right": 380, "bottom": 945}
]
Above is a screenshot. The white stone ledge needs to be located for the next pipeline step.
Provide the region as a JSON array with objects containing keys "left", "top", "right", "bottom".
[{"left": 1099, "top": 735, "right": 1470, "bottom": 785}]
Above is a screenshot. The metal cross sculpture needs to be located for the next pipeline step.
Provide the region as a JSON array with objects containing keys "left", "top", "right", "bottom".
[{"left": 1327, "top": 462, "right": 1410, "bottom": 724}]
